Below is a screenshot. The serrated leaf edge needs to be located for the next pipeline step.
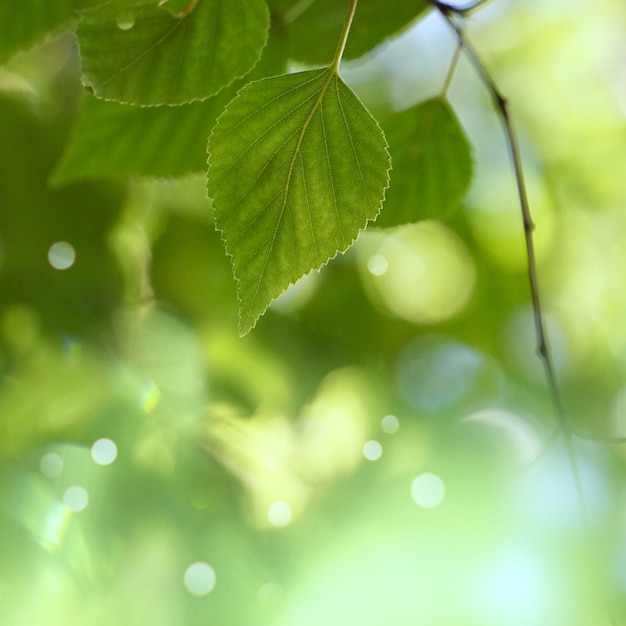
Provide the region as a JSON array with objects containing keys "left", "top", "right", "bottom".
[
  {"left": 74, "top": 0, "right": 271, "bottom": 108},
  {"left": 206, "top": 70, "right": 392, "bottom": 336}
]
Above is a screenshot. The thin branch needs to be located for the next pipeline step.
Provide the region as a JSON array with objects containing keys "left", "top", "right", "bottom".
[
  {"left": 434, "top": 5, "right": 589, "bottom": 526},
  {"left": 435, "top": 0, "right": 494, "bottom": 17},
  {"left": 440, "top": 38, "right": 463, "bottom": 97}
]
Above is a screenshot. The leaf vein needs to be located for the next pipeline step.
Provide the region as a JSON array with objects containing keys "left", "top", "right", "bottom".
[
  {"left": 319, "top": 90, "right": 345, "bottom": 249},
  {"left": 336, "top": 80, "right": 371, "bottom": 207},
  {"left": 210, "top": 89, "right": 320, "bottom": 190},
  {"left": 98, "top": 13, "right": 185, "bottom": 88}
]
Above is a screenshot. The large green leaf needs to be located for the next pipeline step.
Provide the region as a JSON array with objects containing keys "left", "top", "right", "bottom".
[
  {"left": 207, "top": 68, "right": 390, "bottom": 335},
  {"left": 375, "top": 97, "right": 473, "bottom": 228},
  {"left": 268, "top": 0, "right": 429, "bottom": 65},
  {"left": 77, "top": 0, "right": 270, "bottom": 105}
]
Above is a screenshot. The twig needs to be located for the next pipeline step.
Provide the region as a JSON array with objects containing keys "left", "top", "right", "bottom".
[
  {"left": 435, "top": 0, "right": 495, "bottom": 17},
  {"left": 432, "top": 2, "right": 589, "bottom": 526},
  {"left": 440, "top": 38, "right": 463, "bottom": 97}
]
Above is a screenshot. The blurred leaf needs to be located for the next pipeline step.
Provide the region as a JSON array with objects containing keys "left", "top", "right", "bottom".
[
  {"left": 77, "top": 0, "right": 270, "bottom": 105},
  {"left": 269, "top": 0, "right": 429, "bottom": 65},
  {"left": 0, "top": 94, "right": 124, "bottom": 336},
  {"left": 375, "top": 97, "right": 473, "bottom": 228},
  {"left": 207, "top": 68, "right": 390, "bottom": 335},
  {"left": 52, "top": 25, "right": 288, "bottom": 183},
  {"left": 51, "top": 93, "right": 220, "bottom": 181},
  {"left": 0, "top": 342, "right": 118, "bottom": 458},
  {"left": 0, "top": 0, "right": 101, "bottom": 63}
]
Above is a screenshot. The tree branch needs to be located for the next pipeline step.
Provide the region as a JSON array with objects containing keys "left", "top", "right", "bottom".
[
  {"left": 434, "top": 0, "right": 494, "bottom": 17},
  {"left": 434, "top": 5, "right": 589, "bottom": 525}
]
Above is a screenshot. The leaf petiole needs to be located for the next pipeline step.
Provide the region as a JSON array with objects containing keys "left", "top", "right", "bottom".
[
  {"left": 440, "top": 37, "right": 463, "bottom": 97},
  {"left": 331, "top": 0, "right": 359, "bottom": 72}
]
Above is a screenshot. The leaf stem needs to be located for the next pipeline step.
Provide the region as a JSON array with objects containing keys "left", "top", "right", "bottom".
[
  {"left": 332, "top": 0, "right": 359, "bottom": 72},
  {"left": 434, "top": 5, "right": 589, "bottom": 525},
  {"left": 441, "top": 38, "right": 463, "bottom": 97}
]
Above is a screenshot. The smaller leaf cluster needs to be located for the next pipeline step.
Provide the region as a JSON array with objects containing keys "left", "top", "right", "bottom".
[{"left": 8, "top": 0, "right": 475, "bottom": 334}]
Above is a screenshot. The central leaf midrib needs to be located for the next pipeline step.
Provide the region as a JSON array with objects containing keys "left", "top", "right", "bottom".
[{"left": 245, "top": 67, "right": 337, "bottom": 326}]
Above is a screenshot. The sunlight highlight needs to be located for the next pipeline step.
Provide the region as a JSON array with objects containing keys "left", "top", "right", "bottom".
[
  {"left": 362, "top": 440, "right": 383, "bottom": 461},
  {"left": 472, "top": 548, "right": 566, "bottom": 625},
  {"left": 140, "top": 378, "right": 161, "bottom": 413},
  {"left": 63, "top": 485, "right": 89, "bottom": 512},
  {"left": 184, "top": 562, "right": 216, "bottom": 596},
  {"left": 367, "top": 253, "right": 388, "bottom": 276},
  {"left": 91, "top": 438, "right": 118, "bottom": 466},
  {"left": 268, "top": 501, "right": 292, "bottom": 527},
  {"left": 411, "top": 473, "right": 445, "bottom": 508},
  {"left": 41, "top": 500, "right": 71, "bottom": 550}
]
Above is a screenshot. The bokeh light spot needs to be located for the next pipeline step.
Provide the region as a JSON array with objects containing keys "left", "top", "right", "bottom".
[
  {"left": 63, "top": 485, "right": 89, "bottom": 512},
  {"left": 184, "top": 562, "right": 216, "bottom": 596},
  {"left": 381, "top": 414, "right": 399, "bottom": 434},
  {"left": 367, "top": 253, "right": 388, "bottom": 276},
  {"left": 48, "top": 241, "right": 76, "bottom": 270},
  {"left": 91, "top": 438, "right": 118, "bottom": 466},
  {"left": 411, "top": 473, "right": 445, "bottom": 508},
  {"left": 362, "top": 440, "right": 383, "bottom": 461},
  {"left": 360, "top": 222, "right": 475, "bottom": 324},
  {"left": 40, "top": 453, "right": 64, "bottom": 478},
  {"left": 268, "top": 501, "right": 292, "bottom": 527}
]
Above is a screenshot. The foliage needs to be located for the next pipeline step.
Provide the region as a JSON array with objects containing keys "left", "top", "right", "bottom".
[
  {"left": 1, "top": 1, "right": 626, "bottom": 625},
  {"left": 208, "top": 67, "right": 390, "bottom": 334}
]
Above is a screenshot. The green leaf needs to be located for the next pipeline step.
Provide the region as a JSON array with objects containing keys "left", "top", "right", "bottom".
[
  {"left": 375, "top": 97, "right": 473, "bottom": 228},
  {"left": 51, "top": 94, "right": 219, "bottom": 182},
  {"left": 77, "top": 0, "right": 270, "bottom": 105},
  {"left": 0, "top": 93, "right": 125, "bottom": 336},
  {"left": 53, "top": 25, "right": 289, "bottom": 183},
  {"left": 207, "top": 68, "right": 390, "bottom": 335},
  {"left": 269, "top": 0, "right": 429, "bottom": 65},
  {"left": 0, "top": 0, "right": 100, "bottom": 63}
]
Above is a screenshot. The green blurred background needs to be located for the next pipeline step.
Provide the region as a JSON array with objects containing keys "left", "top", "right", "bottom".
[{"left": 1, "top": 0, "right": 626, "bottom": 624}]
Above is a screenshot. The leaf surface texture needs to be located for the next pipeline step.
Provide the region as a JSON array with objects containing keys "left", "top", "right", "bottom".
[
  {"left": 77, "top": 0, "right": 270, "bottom": 105},
  {"left": 208, "top": 68, "right": 390, "bottom": 334}
]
